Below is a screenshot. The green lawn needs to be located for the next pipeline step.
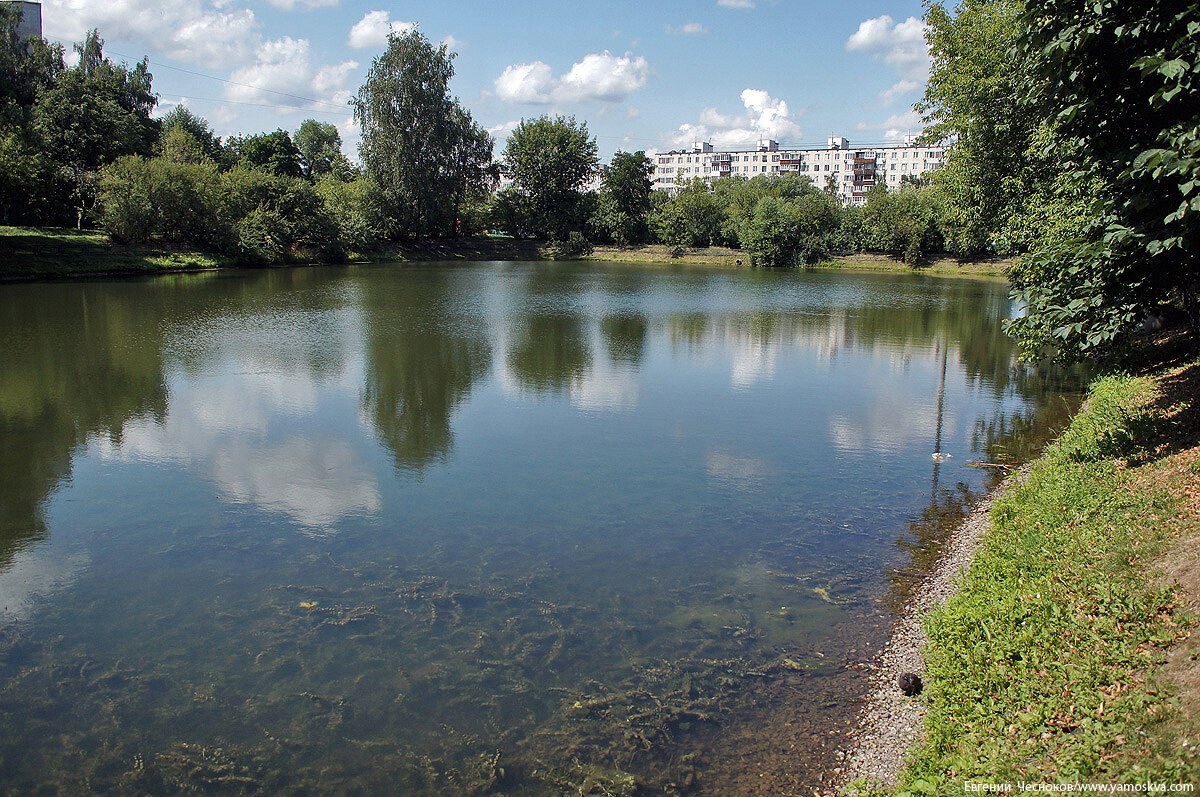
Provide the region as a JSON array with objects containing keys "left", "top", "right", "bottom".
[
  {"left": 868, "top": 352, "right": 1200, "bottom": 795},
  {"left": 0, "top": 226, "right": 232, "bottom": 279}
]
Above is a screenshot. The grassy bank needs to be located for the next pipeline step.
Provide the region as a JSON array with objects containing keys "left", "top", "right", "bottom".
[
  {"left": 585, "top": 244, "right": 1011, "bottom": 277},
  {"left": 0, "top": 226, "right": 234, "bottom": 279},
  {"left": 0, "top": 226, "right": 555, "bottom": 281},
  {"left": 2, "top": 227, "right": 1009, "bottom": 282},
  {"left": 876, "top": 345, "right": 1200, "bottom": 794}
]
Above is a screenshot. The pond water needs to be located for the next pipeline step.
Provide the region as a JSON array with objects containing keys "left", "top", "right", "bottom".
[{"left": 0, "top": 262, "right": 1084, "bottom": 794}]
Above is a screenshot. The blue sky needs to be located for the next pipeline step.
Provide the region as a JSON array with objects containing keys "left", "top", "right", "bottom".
[{"left": 38, "top": 0, "right": 932, "bottom": 160}]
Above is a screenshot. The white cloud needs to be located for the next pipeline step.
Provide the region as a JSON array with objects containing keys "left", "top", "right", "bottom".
[
  {"left": 348, "top": 10, "right": 416, "bottom": 50},
  {"left": 855, "top": 110, "right": 923, "bottom": 141},
  {"left": 493, "top": 51, "right": 650, "bottom": 105},
  {"left": 845, "top": 15, "right": 930, "bottom": 104},
  {"left": 266, "top": 0, "right": 338, "bottom": 9},
  {"left": 442, "top": 34, "right": 463, "bottom": 51},
  {"left": 226, "top": 37, "right": 356, "bottom": 113},
  {"left": 42, "top": 0, "right": 259, "bottom": 67},
  {"left": 625, "top": 105, "right": 641, "bottom": 119},
  {"left": 494, "top": 61, "right": 556, "bottom": 103},
  {"left": 717, "top": 0, "right": 755, "bottom": 8},
  {"left": 666, "top": 22, "right": 708, "bottom": 35},
  {"left": 665, "top": 88, "right": 803, "bottom": 149},
  {"left": 488, "top": 119, "right": 522, "bottom": 138}
]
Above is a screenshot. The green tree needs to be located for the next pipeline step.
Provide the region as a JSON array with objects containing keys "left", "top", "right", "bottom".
[
  {"left": 33, "top": 30, "right": 158, "bottom": 226},
  {"left": 603, "top": 150, "right": 653, "bottom": 240},
  {"left": 1007, "top": 0, "right": 1200, "bottom": 358},
  {"left": 651, "top": 178, "right": 725, "bottom": 247},
  {"left": 229, "top": 129, "right": 303, "bottom": 178},
  {"left": 740, "top": 193, "right": 837, "bottom": 267},
  {"left": 501, "top": 115, "right": 598, "bottom": 240},
  {"left": 863, "top": 184, "right": 945, "bottom": 265},
  {"left": 352, "top": 28, "right": 493, "bottom": 240},
  {"left": 157, "top": 105, "right": 223, "bottom": 165},
  {"left": 295, "top": 119, "right": 352, "bottom": 180}
]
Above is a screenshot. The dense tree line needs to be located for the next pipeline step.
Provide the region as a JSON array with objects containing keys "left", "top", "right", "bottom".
[{"left": 920, "top": 0, "right": 1199, "bottom": 361}]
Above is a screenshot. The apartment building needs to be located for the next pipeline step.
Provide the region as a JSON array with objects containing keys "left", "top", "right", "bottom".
[
  {"left": 650, "top": 135, "right": 946, "bottom": 206},
  {"left": 2, "top": 1, "right": 42, "bottom": 41}
]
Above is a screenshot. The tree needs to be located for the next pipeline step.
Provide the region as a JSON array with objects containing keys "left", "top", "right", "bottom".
[
  {"left": 33, "top": 30, "right": 158, "bottom": 226},
  {"left": 295, "top": 119, "right": 351, "bottom": 180},
  {"left": 158, "top": 105, "right": 224, "bottom": 165},
  {"left": 1006, "top": 0, "right": 1200, "bottom": 358},
  {"left": 229, "top": 129, "right": 303, "bottom": 178},
  {"left": 352, "top": 28, "right": 494, "bottom": 240},
  {"left": 651, "top": 178, "right": 725, "bottom": 247},
  {"left": 862, "top": 184, "right": 945, "bottom": 265},
  {"left": 920, "top": 0, "right": 1033, "bottom": 256},
  {"left": 501, "top": 115, "right": 598, "bottom": 240},
  {"left": 740, "top": 193, "right": 837, "bottom": 267},
  {"left": 605, "top": 152, "right": 652, "bottom": 219}
]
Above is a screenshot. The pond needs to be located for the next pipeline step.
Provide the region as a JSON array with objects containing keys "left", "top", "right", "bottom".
[{"left": 0, "top": 262, "right": 1085, "bottom": 794}]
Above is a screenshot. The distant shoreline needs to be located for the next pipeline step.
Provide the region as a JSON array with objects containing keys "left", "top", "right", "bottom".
[{"left": 0, "top": 226, "right": 1010, "bottom": 282}]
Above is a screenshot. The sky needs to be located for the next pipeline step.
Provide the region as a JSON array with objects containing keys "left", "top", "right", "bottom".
[{"left": 36, "top": 0, "right": 934, "bottom": 161}]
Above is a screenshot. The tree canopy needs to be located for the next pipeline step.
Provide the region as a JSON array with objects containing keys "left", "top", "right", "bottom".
[
  {"left": 352, "top": 27, "right": 493, "bottom": 240},
  {"left": 501, "top": 115, "right": 598, "bottom": 241}
]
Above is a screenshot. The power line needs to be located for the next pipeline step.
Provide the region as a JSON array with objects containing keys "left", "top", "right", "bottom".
[
  {"left": 106, "top": 49, "right": 350, "bottom": 114},
  {"left": 156, "top": 93, "right": 353, "bottom": 115}
]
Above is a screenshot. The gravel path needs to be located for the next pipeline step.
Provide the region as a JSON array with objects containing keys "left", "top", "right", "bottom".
[{"left": 828, "top": 466, "right": 1030, "bottom": 790}]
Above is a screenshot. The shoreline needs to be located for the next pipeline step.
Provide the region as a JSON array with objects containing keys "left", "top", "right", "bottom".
[
  {"left": 828, "top": 465, "right": 1030, "bottom": 791},
  {"left": 1, "top": 226, "right": 1011, "bottom": 283}
]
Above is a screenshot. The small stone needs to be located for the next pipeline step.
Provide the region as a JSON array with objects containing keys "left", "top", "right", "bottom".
[{"left": 898, "top": 672, "right": 923, "bottom": 696}]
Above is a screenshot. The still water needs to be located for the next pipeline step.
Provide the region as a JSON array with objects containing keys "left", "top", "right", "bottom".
[{"left": 0, "top": 263, "right": 1082, "bottom": 794}]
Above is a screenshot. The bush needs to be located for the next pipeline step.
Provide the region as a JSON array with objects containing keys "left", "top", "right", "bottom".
[{"left": 551, "top": 230, "right": 593, "bottom": 259}]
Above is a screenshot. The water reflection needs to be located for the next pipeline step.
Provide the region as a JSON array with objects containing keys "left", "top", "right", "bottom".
[
  {"left": 0, "top": 264, "right": 1088, "bottom": 794},
  {"left": 506, "top": 313, "right": 591, "bottom": 394},
  {"left": 359, "top": 272, "right": 492, "bottom": 471}
]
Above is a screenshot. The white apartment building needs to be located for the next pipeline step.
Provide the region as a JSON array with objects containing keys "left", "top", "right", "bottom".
[
  {"left": 2, "top": 1, "right": 42, "bottom": 41},
  {"left": 650, "top": 135, "right": 946, "bottom": 206}
]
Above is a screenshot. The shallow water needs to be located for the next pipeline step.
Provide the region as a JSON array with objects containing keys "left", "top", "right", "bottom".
[{"left": 0, "top": 262, "right": 1084, "bottom": 794}]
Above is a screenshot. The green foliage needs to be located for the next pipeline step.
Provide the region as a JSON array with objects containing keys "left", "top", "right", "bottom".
[
  {"left": 487, "top": 187, "right": 536, "bottom": 239},
  {"left": 353, "top": 28, "right": 494, "bottom": 240},
  {"left": 32, "top": 31, "right": 159, "bottom": 226},
  {"left": 97, "top": 156, "right": 342, "bottom": 263},
  {"left": 501, "top": 115, "right": 598, "bottom": 241},
  {"left": 650, "top": 179, "right": 726, "bottom": 247},
  {"left": 862, "top": 184, "right": 945, "bottom": 265},
  {"left": 229, "top": 129, "right": 303, "bottom": 178},
  {"left": 550, "top": 230, "right": 593, "bottom": 259},
  {"left": 588, "top": 191, "right": 641, "bottom": 245},
  {"left": 157, "top": 106, "right": 224, "bottom": 165},
  {"left": 601, "top": 150, "right": 653, "bottom": 243},
  {"left": 1007, "top": 0, "right": 1200, "bottom": 359},
  {"left": 0, "top": 122, "right": 51, "bottom": 221},
  {"left": 294, "top": 119, "right": 349, "bottom": 180},
  {"left": 740, "top": 193, "right": 836, "bottom": 267},
  {"left": 315, "top": 176, "right": 386, "bottom": 251},
  {"left": 900, "top": 372, "right": 1197, "bottom": 790}
]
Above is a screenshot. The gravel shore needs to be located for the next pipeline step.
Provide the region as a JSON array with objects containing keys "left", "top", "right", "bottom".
[{"left": 828, "top": 466, "right": 1030, "bottom": 791}]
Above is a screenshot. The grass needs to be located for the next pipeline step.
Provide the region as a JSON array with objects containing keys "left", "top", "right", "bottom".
[
  {"left": 0, "top": 226, "right": 233, "bottom": 279},
  {"left": 585, "top": 244, "right": 1011, "bottom": 277},
  {"left": 870, "top": 346, "right": 1200, "bottom": 795},
  {"left": 2, "top": 226, "right": 1010, "bottom": 281}
]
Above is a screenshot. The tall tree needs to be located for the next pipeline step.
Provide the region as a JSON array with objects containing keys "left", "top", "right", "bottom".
[
  {"left": 352, "top": 28, "right": 493, "bottom": 240},
  {"left": 593, "top": 150, "right": 653, "bottom": 244},
  {"left": 294, "top": 119, "right": 350, "bottom": 180},
  {"left": 1007, "top": 0, "right": 1200, "bottom": 358},
  {"left": 158, "top": 105, "right": 223, "bottom": 165},
  {"left": 501, "top": 115, "right": 598, "bottom": 241},
  {"left": 33, "top": 30, "right": 158, "bottom": 226}
]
